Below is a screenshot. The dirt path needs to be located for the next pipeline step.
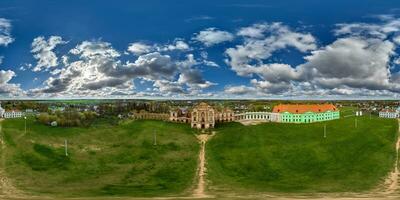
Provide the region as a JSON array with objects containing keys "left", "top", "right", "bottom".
[
  {"left": 382, "top": 119, "right": 400, "bottom": 194},
  {"left": 192, "top": 131, "right": 215, "bottom": 198},
  {"left": 0, "top": 119, "right": 25, "bottom": 198}
]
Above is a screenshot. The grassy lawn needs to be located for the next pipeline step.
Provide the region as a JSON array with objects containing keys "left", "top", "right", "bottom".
[
  {"left": 1, "top": 115, "right": 398, "bottom": 197},
  {"left": 339, "top": 106, "right": 358, "bottom": 116},
  {"left": 208, "top": 116, "right": 398, "bottom": 193},
  {"left": 1, "top": 118, "right": 198, "bottom": 197}
]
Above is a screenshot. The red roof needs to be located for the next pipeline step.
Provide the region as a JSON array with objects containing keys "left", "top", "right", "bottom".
[
  {"left": 380, "top": 109, "right": 396, "bottom": 113},
  {"left": 5, "top": 109, "right": 22, "bottom": 112},
  {"left": 273, "top": 104, "right": 338, "bottom": 114}
]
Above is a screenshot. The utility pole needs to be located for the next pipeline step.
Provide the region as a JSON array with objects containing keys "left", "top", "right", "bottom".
[
  {"left": 324, "top": 124, "right": 326, "bottom": 138},
  {"left": 355, "top": 118, "right": 358, "bottom": 128},
  {"left": 153, "top": 130, "right": 157, "bottom": 146},
  {"left": 65, "top": 139, "right": 68, "bottom": 156},
  {"left": 24, "top": 116, "right": 27, "bottom": 134}
]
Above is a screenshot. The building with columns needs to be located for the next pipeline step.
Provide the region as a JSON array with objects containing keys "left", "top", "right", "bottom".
[
  {"left": 169, "top": 102, "right": 235, "bottom": 129},
  {"left": 169, "top": 107, "right": 191, "bottom": 123},
  {"left": 169, "top": 102, "right": 340, "bottom": 129},
  {"left": 191, "top": 102, "right": 215, "bottom": 129},
  {"left": 234, "top": 112, "right": 281, "bottom": 122},
  {"left": 215, "top": 108, "right": 235, "bottom": 123}
]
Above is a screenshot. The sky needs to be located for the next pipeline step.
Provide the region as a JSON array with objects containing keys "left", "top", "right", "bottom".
[{"left": 1, "top": 0, "right": 400, "bottom": 99}]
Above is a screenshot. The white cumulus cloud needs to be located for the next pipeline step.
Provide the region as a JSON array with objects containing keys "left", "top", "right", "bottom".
[
  {"left": 0, "top": 18, "right": 14, "bottom": 46},
  {"left": 193, "top": 28, "right": 234, "bottom": 46},
  {"left": 31, "top": 36, "right": 67, "bottom": 72}
]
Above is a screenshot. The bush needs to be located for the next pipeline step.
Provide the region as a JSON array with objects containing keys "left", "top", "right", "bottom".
[{"left": 37, "top": 111, "right": 97, "bottom": 127}]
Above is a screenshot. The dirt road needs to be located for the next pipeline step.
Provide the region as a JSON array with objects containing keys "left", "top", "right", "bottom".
[{"left": 382, "top": 119, "right": 400, "bottom": 194}]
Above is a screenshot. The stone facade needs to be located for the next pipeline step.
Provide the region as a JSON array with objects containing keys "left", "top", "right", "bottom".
[
  {"left": 215, "top": 108, "right": 235, "bottom": 122},
  {"left": 132, "top": 111, "right": 169, "bottom": 120},
  {"left": 169, "top": 102, "right": 234, "bottom": 129},
  {"left": 191, "top": 102, "right": 215, "bottom": 129},
  {"left": 170, "top": 108, "right": 191, "bottom": 123},
  {"left": 169, "top": 103, "right": 340, "bottom": 129}
]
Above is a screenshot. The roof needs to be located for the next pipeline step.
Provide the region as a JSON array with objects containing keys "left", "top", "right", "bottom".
[
  {"left": 380, "top": 109, "right": 397, "bottom": 113},
  {"left": 194, "top": 102, "right": 212, "bottom": 109},
  {"left": 272, "top": 104, "right": 338, "bottom": 114},
  {"left": 5, "top": 110, "right": 22, "bottom": 112}
]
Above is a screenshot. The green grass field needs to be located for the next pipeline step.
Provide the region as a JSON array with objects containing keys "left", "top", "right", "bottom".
[
  {"left": 0, "top": 115, "right": 398, "bottom": 197},
  {"left": 208, "top": 116, "right": 398, "bottom": 193},
  {"left": 1, "top": 118, "right": 199, "bottom": 197}
]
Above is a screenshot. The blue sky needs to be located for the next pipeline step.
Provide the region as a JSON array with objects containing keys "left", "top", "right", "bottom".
[{"left": 1, "top": 0, "right": 400, "bottom": 99}]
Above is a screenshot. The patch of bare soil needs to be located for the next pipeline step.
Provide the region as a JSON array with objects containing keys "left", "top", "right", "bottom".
[
  {"left": 238, "top": 120, "right": 266, "bottom": 126},
  {"left": 380, "top": 119, "right": 400, "bottom": 194}
]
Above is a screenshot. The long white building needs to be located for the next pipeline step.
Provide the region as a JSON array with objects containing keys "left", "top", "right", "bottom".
[
  {"left": 235, "top": 112, "right": 281, "bottom": 122},
  {"left": 379, "top": 109, "right": 399, "bottom": 118},
  {"left": 3, "top": 110, "right": 24, "bottom": 118},
  {"left": 0, "top": 104, "right": 24, "bottom": 118}
]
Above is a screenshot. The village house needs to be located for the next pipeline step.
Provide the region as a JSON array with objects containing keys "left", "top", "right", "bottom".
[
  {"left": 0, "top": 104, "right": 25, "bottom": 119},
  {"left": 379, "top": 109, "right": 399, "bottom": 118}
]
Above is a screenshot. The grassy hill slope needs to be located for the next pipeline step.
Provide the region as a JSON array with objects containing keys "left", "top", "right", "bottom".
[
  {"left": 1, "top": 119, "right": 198, "bottom": 197},
  {"left": 208, "top": 116, "right": 398, "bottom": 193}
]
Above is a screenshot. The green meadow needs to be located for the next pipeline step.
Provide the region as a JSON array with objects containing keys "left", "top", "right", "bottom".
[
  {"left": 0, "top": 118, "right": 199, "bottom": 197},
  {"left": 208, "top": 116, "right": 398, "bottom": 193},
  {"left": 0, "top": 115, "right": 398, "bottom": 198}
]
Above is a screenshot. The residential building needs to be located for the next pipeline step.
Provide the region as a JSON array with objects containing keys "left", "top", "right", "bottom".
[
  {"left": 3, "top": 110, "right": 24, "bottom": 118},
  {"left": 379, "top": 109, "right": 399, "bottom": 118},
  {"left": 272, "top": 104, "right": 340, "bottom": 123}
]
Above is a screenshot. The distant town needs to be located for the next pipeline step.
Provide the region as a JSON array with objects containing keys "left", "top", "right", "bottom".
[{"left": 0, "top": 99, "right": 399, "bottom": 126}]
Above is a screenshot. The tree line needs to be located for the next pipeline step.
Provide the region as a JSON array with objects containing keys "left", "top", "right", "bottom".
[{"left": 37, "top": 111, "right": 97, "bottom": 127}]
